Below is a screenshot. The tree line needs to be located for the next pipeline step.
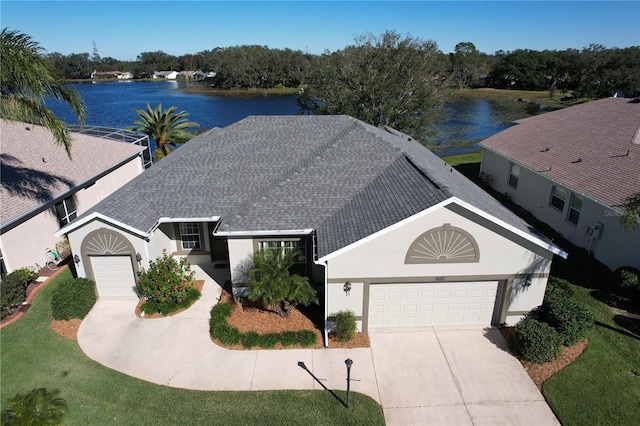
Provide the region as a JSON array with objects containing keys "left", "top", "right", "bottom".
[{"left": 48, "top": 36, "right": 639, "bottom": 99}]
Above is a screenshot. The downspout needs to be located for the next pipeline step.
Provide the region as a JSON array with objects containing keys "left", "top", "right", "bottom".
[{"left": 311, "top": 230, "right": 329, "bottom": 348}]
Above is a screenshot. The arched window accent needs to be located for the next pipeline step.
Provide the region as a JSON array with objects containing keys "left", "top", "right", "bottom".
[
  {"left": 82, "top": 228, "right": 133, "bottom": 255},
  {"left": 405, "top": 223, "right": 479, "bottom": 264}
]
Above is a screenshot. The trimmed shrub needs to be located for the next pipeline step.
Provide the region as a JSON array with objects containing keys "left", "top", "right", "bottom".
[
  {"left": 211, "top": 321, "right": 241, "bottom": 346},
  {"left": 510, "top": 318, "right": 562, "bottom": 364},
  {"left": 209, "top": 303, "right": 241, "bottom": 345},
  {"left": 280, "top": 331, "right": 298, "bottom": 347},
  {"left": 1, "top": 267, "right": 37, "bottom": 320},
  {"left": 542, "top": 277, "right": 594, "bottom": 346},
  {"left": 542, "top": 297, "right": 593, "bottom": 346},
  {"left": 616, "top": 268, "right": 639, "bottom": 291},
  {"left": 298, "top": 330, "right": 317, "bottom": 347},
  {"left": 335, "top": 310, "right": 357, "bottom": 341},
  {"left": 259, "top": 333, "right": 280, "bottom": 349},
  {"left": 51, "top": 278, "right": 97, "bottom": 320},
  {"left": 242, "top": 331, "right": 260, "bottom": 349},
  {"left": 141, "top": 287, "right": 200, "bottom": 316}
]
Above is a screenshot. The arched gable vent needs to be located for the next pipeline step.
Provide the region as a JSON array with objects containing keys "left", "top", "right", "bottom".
[
  {"left": 405, "top": 223, "right": 479, "bottom": 264},
  {"left": 83, "top": 228, "right": 133, "bottom": 255}
]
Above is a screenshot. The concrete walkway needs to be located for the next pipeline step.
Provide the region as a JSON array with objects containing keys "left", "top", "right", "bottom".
[{"left": 78, "top": 270, "right": 559, "bottom": 425}]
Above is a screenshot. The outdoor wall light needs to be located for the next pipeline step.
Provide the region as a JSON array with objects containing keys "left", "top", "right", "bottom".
[
  {"left": 73, "top": 254, "right": 81, "bottom": 264},
  {"left": 343, "top": 281, "right": 351, "bottom": 295},
  {"left": 135, "top": 253, "right": 142, "bottom": 262}
]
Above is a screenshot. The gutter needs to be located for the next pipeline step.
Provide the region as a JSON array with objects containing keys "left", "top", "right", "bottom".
[{"left": 214, "top": 228, "right": 315, "bottom": 237}]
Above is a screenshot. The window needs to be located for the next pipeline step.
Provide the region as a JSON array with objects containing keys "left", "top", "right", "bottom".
[
  {"left": 258, "top": 240, "right": 306, "bottom": 263},
  {"left": 567, "top": 194, "right": 583, "bottom": 225},
  {"left": 508, "top": 163, "right": 520, "bottom": 188},
  {"left": 179, "top": 223, "right": 201, "bottom": 250},
  {"left": 550, "top": 186, "right": 567, "bottom": 211},
  {"left": 55, "top": 196, "right": 76, "bottom": 227}
]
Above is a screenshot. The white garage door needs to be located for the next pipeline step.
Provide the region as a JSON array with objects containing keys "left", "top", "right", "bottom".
[
  {"left": 369, "top": 281, "right": 498, "bottom": 328},
  {"left": 90, "top": 256, "right": 137, "bottom": 298}
]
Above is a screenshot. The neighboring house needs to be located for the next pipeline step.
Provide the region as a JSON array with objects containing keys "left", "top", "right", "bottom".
[
  {"left": 153, "top": 71, "right": 179, "bottom": 80},
  {"left": 91, "top": 70, "right": 133, "bottom": 80},
  {"left": 479, "top": 97, "right": 640, "bottom": 272},
  {"left": 0, "top": 121, "right": 150, "bottom": 274},
  {"left": 58, "top": 115, "right": 566, "bottom": 344}
]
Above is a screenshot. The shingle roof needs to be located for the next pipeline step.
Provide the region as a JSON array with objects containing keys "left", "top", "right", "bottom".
[
  {"left": 0, "top": 120, "right": 144, "bottom": 229},
  {"left": 479, "top": 97, "right": 640, "bottom": 207},
  {"left": 75, "top": 115, "right": 557, "bottom": 257}
]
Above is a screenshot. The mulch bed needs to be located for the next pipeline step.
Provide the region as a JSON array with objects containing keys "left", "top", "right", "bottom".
[
  {"left": 214, "top": 289, "right": 370, "bottom": 350},
  {"left": 499, "top": 327, "right": 588, "bottom": 390}
]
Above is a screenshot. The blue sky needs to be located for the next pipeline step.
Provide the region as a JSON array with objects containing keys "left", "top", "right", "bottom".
[{"left": 2, "top": 1, "right": 638, "bottom": 60}]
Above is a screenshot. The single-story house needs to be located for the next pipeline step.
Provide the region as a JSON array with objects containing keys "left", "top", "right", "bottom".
[
  {"left": 479, "top": 97, "right": 640, "bottom": 272},
  {"left": 57, "top": 115, "right": 566, "bottom": 344},
  {"left": 153, "top": 71, "right": 179, "bottom": 80},
  {"left": 0, "top": 121, "right": 150, "bottom": 275}
]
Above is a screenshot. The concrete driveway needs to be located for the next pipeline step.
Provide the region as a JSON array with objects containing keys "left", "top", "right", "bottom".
[
  {"left": 77, "top": 272, "right": 558, "bottom": 425},
  {"left": 370, "top": 328, "right": 559, "bottom": 425}
]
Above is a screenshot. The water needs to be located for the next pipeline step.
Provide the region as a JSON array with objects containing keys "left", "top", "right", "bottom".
[
  {"left": 48, "top": 81, "right": 301, "bottom": 130},
  {"left": 48, "top": 81, "right": 514, "bottom": 154}
]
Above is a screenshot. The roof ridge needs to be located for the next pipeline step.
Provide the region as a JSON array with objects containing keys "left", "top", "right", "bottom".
[{"left": 229, "top": 118, "right": 361, "bottom": 219}]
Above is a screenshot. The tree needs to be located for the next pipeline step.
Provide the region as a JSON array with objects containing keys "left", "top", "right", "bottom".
[
  {"left": 128, "top": 103, "right": 199, "bottom": 160},
  {"left": 620, "top": 192, "right": 640, "bottom": 231},
  {"left": 1, "top": 388, "right": 67, "bottom": 425},
  {"left": 297, "top": 31, "right": 448, "bottom": 143},
  {"left": 0, "top": 28, "right": 86, "bottom": 157},
  {"left": 246, "top": 248, "right": 318, "bottom": 318},
  {"left": 449, "top": 42, "right": 484, "bottom": 90}
]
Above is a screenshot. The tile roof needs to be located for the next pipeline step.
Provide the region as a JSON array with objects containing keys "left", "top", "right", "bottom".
[
  {"left": 0, "top": 120, "right": 144, "bottom": 229},
  {"left": 75, "top": 115, "right": 555, "bottom": 257},
  {"left": 479, "top": 97, "right": 640, "bottom": 207}
]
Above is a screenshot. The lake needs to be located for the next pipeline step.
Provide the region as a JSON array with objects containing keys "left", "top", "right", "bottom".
[{"left": 49, "top": 81, "right": 513, "bottom": 154}]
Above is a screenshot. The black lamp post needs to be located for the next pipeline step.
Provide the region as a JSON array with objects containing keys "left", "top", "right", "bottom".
[{"left": 345, "top": 358, "right": 353, "bottom": 408}]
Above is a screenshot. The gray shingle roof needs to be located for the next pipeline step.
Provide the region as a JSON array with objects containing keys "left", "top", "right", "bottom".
[
  {"left": 76, "top": 115, "right": 556, "bottom": 257},
  {"left": 0, "top": 120, "right": 144, "bottom": 229},
  {"left": 479, "top": 97, "right": 640, "bottom": 207}
]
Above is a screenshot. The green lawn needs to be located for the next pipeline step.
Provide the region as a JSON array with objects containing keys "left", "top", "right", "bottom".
[
  {"left": 542, "top": 283, "right": 640, "bottom": 426},
  {"left": 453, "top": 87, "right": 580, "bottom": 110},
  {"left": 0, "top": 268, "right": 384, "bottom": 425}
]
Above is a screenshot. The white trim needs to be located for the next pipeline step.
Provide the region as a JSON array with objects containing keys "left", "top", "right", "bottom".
[
  {"left": 319, "top": 200, "right": 451, "bottom": 262},
  {"left": 214, "top": 229, "right": 315, "bottom": 237},
  {"left": 149, "top": 216, "right": 221, "bottom": 235},
  {"left": 55, "top": 212, "right": 149, "bottom": 238},
  {"left": 449, "top": 197, "right": 568, "bottom": 258},
  {"left": 319, "top": 197, "right": 568, "bottom": 262}
]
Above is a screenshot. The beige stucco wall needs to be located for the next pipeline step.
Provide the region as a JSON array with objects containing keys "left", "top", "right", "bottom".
[
  {"left": 2, "top": 156, "right": 143, "bottom": 272},
  {"left": 481, "top": 148, "right": 640, "bottom": 270},
  {"left": 322, "top": 202, "right": 554, "bottom": 330},
  {"left": 227, "top": 238, "right": 254, "bottom": 283}
]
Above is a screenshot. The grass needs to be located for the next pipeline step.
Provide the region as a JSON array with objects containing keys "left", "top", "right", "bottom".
[
  {"left": 0, "top": 268, "right": 384, "bottom": 425},
  {"left": 542, "top": 283, "right": 640, "bottom": 426},
  {"left": 453, "top": 87, "right": 582, "bottom": 110}
]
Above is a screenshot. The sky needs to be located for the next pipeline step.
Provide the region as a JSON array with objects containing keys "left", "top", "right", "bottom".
[{"left": 1, "top": 1, "right": 639, "bottom": 61}]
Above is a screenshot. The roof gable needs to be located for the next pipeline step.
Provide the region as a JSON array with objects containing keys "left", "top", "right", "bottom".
[{"left": 480, "top": 98, "right": 640, "bottom": 207}]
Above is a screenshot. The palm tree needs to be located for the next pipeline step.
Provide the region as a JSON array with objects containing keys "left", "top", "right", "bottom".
[
  {"left": 246, "top": 248, "right": 318, "bottom": 317},
  {"left": 1, "top": 388, "right": 67, "bottom": 425},
  {"left": 0, "top": 28, "right": 86, "bottom": 157},
  {"left": 128, "top": 103, "right": 199, "bottom": 160}
]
